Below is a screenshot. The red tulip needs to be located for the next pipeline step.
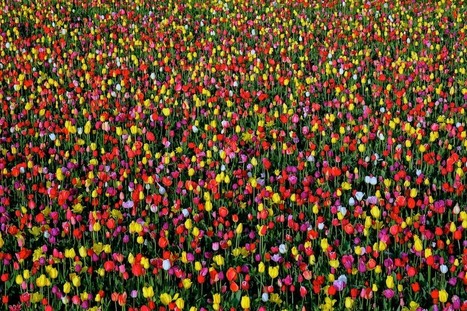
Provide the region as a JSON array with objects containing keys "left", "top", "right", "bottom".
[
  {"left": 230, "top": 281, "right": 239, "bottom": 292},
  {"left": 219, "top": 206, "right": 229, "bottom": 218},
  {"left": 344, "top": 223, "right": 354, "bottom": 235},
  {"left": 104, "top": 261, "right": 115, "bottom": 272},
  {"left": 262, "top": 158, "right": 271, "bottom": 170},
  {"left": 407, "top": 198, "right": 416, "bottom": 209},
  {"left": 395, "top": 196, "right": 406, "bottom": 207},
  {"left": 118, "top": 292, "right": 127, "bottom": 306},
  {"left": 226, "top": 267, "right": 237, "bottom": 282},
  {"left": 0, "top": 273, "right": 8, "bottom": 282},
  {"left": 407, "top": 266, "right": 417, "bottom": 277},
  {"left": 158, "top": 237, "right": 169, "bottom": 248},
  {"left": 411, "top": 282, "right": 420, "bottom": 292},
  {"left": 146, "top": 131, "right": 156, "bottom": 142}
]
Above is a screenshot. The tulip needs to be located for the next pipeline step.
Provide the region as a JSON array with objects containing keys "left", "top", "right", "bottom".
[
  {"left": 240, "top": 296, "right": 250, "bottom": 309},
  {"left": 47, "top": 267, "right": 59, "bottom": 279},
  {"left": 63, "top": 282, "right": 71, "bottom": 294},
  {"left": 182, "top": 278, "right": 192, "bottom": 289},
  {"left": 36, "top": 274, "right": 50, "bottom": 288},
  {"left": 382, "top": 289, "right": 395, "bottom": 299},
  {"left": 71, "top": 274, "right": 81, "bottom": 287},
  {"left": 162, "top": 259, "right": 171, "bottom": 271},
  {"left": 258, "top": 262, "right": 265, "bottom": 273},
  {"left": 142, "top": 286, "right": 154, "bottom": 299},
  {"left": 213, "top": 255, "right": 224, "bottom": 266},
  {"left": 160, "top": 293, "right": 172, "bottom": 306},
  {"left": 175, "top": 297, "right": 185, "bottom": 310},
  {"left": 385, "top": 275, "right": 394, "bottom": 289},
  {"left": 439, "top": 289, "right": 448, "bottom": 303},
  {"left": 65, "top": 248, "right": 76, "bottom": 258},
  {"left": 226, "top": 267, "right": 238, "bottom": 282},
  {"left": 345, "top": 297, "right": 354, "bottom": 309},
  {"left": 268, "top": 266, "right": 279, "bottom": 279},
  {"left": 15, "top": 275, "right": 23, "bottom": 285}
]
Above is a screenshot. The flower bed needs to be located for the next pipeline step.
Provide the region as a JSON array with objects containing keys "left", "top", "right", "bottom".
[{"left": 1, "top": 0, "right": 467, "bottom": 310}]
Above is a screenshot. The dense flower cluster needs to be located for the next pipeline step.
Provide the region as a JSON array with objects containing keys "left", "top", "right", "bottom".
[{"left": 1, "top": 0, "right": 467, "bottom": 310}]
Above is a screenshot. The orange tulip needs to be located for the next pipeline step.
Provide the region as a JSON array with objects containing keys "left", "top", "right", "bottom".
[
  {"left": 226, "top": 267, "right": 238, "bottom": 282},
  {"left": 230, "top": 281, "right": 239, "bottom": 292}
]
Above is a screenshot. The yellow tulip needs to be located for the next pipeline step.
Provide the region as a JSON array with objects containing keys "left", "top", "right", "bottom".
[
  {"left": 182, "top": 278, "right": 192, "bottom": 289},
  {"left": 65, "top": 248, "right": 76, "bottom": 258},
  {"left": 413, "top": 235, "right": 423, "bottom": 252},
  {"left": 71, "top": 274, "right": 81, "bottom": 287},
  {"left": 79, "top": 246, "right": 87, "bottom": 258},
  {"left": 141, "top": 257, "right": 150, "bottom": 269},
  {"left": 31, "top": 292, "right": 43, "bottom": 303},
  {"left": 213, "top": 255, "right": 224, "bottom": 266},
  {"left": 160, "top": 293, "right": 172, "bottom": 306},
  {"left": 36, "top": 274, "right": 50, "bottom": 287},
  {"left": 142, "top": 286, "right": 153, "bottom": 299},
  {"left": 205, "top": 200, "right": 213, "bottom": 212},
  {"left": 236, "top": 223, "right": 243, "bottom": 234},
  {"left": 48, "top": 267, "right": 58, "bottom": 279},
  {"left": 320, "top": 238, "right": 329, "bottom": 252},
  {"left": 272, "top": 193, "right": 281, "bottom": 204},
  {"left": 15, "top": 275, "right": 23, "bottom": 285},
  {"left": 258, "top": 262, "right": 265, "bottom": 273},
  {"left": 63, "top": 282, "right": 71, "bottom": 294},
  {"left": 268, "top": 266, "right": 279, "bottom": 279},
  {"left": 241, "top": 296, "right": 250, "bottom": 309},
  {"left": 175, "top": 298, "right": 185, "bottom": 310},
  {"left": 56, "top": 168, "right": 64, "bottom": 181},
  {"left": 84, "top": 121, "right": 91, "bottom": 134},
  {"left": 345, "top": 297, "right": 354, "bottom": 309},
  {"left": 409, "top": 301, "right": 419, "bottom": 310},
  {"left": 371, "top": 206, "right": 381, "bottom": 219},
  {"left": 97, "top": 268, "right": 105, "bottom": 277},
  {"left": 188, "top": 168, "right": 195, "bottom": 176},
  {"left": 80, "top": 292, "right": 89, "bottom": 301},
  {"left": 439, "top": 289, "right": 448, "bottom": 303},
  {"left": 128, "top": 253, "right": 135, "bottom": 264},
  {"left": 329, "top": 259, "right": 339, "bottom": 268}
]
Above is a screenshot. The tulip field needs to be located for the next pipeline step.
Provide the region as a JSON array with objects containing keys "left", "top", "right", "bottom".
[{"left": 1, "top": 0, "right": 467, "bottom": 310}]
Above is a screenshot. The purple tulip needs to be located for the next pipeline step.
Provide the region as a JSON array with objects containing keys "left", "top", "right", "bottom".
[
  {"left": 452, "top": 295, "right": 461, "bottom": 309},
  {"left": 382, "top": 289, "right": 394, "bottom": 299}
]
